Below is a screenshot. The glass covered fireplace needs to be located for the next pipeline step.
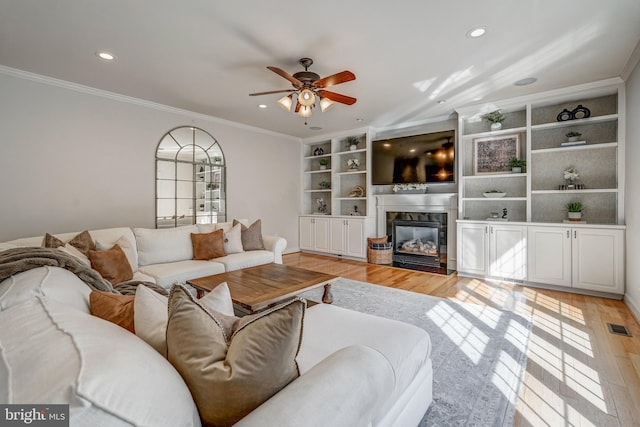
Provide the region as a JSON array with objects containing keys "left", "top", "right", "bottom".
[{"left": 387, "top": 212, "right": 450, "bottom": 274}]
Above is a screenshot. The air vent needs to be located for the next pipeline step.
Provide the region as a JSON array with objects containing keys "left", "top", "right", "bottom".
[{"left": 607, "top": 323, "right": 632, "bottom": 337}]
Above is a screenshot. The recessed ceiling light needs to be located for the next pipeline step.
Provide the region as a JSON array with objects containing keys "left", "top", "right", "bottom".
[
  {"left": 466, "top": 27, "right": 486, "bottom": 38},
  {"left": 437, "top": 99, "right": 447, "bottom": 104},
  {"left": 355, "top": 118, "right": 364, "bottom": 122},
  {"left": 96, "top": 51, "right": 115, "bottom": 61},
  {"left": 309, "top": 126, "right": 323, "bottom": 131},
  {"left": 514, "top": 77, "right": 537, "bottom": 86},
  {"left": 257, "top": 104, "right": 267, "bottom": 109}
]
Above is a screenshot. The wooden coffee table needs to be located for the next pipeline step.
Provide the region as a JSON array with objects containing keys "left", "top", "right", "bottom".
[{"left": 187, "top": 263, "right": 338, "bottom": 314}]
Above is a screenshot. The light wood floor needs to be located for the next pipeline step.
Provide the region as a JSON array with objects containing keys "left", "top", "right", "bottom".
[{"left": 284, "top": 252, "right": 640, "bottom": 427}]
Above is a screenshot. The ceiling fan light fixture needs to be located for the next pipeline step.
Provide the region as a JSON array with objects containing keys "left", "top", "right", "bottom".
[
  {"left": 277, "top": 95, "right": 293, "bottom": 112},
  {"left": 320, "top": 97, "right": 335, "bottom": 112},
  {"left": 298, "top": 88, "right": 316, "bottom": 106},
  {"left": 297, "top": 105, "right": 313, "bottom": 118}
]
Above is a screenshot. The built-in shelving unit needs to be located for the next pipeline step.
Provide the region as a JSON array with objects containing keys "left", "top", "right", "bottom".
[{"left": 456, "top": 79, "right": 624, "bottom": 225}]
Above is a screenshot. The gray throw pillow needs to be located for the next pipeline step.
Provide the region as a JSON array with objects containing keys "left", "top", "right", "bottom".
[{"left": 233, "top": 219, "right": 265, "bottom": 251}]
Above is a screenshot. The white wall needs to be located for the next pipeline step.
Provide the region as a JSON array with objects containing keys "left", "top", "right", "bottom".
[
  {"left": 0, "top": 70, "right": 301, "bottom": 250},
  {"left": 625, "top": 59, "right": 640, "bottom": 320}
]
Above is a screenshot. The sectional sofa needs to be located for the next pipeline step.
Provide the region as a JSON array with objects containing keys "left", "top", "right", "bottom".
[{"left": 0, "top": 222, "right": 433, "bottom": 426}]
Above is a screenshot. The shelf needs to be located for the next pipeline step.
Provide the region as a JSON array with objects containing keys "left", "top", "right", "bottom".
[
  {"left": 305, "top": 169, "right": 332, "bottom": 174},
  {"left": 304, "top": 189, "right": 332, "bottom": 193},
  {"left": 462, "top": 173, "right": 526, "bottom": 180},
  {"left": 337, "top": 170, "right": 366, "bottom": 175},
  {"left": 463, "top": 126, "right": 527, "bottom": 139},
  {"left": 531, "top": 114, "right": 618, "bottom": 131},
  {"left": 335, "top": 148, "right": 366, "bottom": 155},
  {"left": 303, "top": 154, "right": 331, "bottom": 160},
  {"left": 532, "top": 189, "right": 618, "bottom": 194},
  {"left": 463, "top": 197, "right": 528, "bottom": 201},
  {"left": 531, "top": 142, "right": 617, "bottom": 154},
  {"left": 335, "top": 197, "right": 367, "bottom": 201}
]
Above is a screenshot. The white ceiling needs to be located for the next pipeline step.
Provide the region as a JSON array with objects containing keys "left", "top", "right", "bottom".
[{"left": 1, "top": 0, "right": 639, "bottom": 138}]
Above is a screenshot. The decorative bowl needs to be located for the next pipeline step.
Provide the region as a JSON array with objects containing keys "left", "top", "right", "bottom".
[{"left": 483, "top": 192, "right": 506, "bottom": 198}]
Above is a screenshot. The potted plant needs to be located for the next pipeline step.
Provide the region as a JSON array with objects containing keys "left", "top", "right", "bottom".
[
  {"left": 566, "top": 201, "right": 584, "bottom": 221},
  {"left": 213, "top": 156, "right": 222, "bottom": 164},
  {"left": 507, "top": 157, "right": 526, "bottom": 173},
  {"left": 319, "top": 158, "right": 329, "bottom": 170},
  {"left": 484, "top": 110, "right": 505, "bottom": 131},
  {"left": 318, "top": 180, "right": 331, "bottom": 189},
  {"left": 199, "top": 203, "right": 205, "bottom": 212},
  {"left": 566, "top": 131, "right": 582, "bottom": 142},
  {"left": 346, "top": 136, "right": 360, "bottom": 151}
]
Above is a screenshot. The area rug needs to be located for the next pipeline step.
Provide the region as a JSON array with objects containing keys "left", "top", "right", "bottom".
[{"left": 299, "top": 279, "right": 532, "bottom": 426}]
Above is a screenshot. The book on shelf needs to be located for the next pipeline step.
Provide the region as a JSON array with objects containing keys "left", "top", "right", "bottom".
[{"left": 560, "top": 140, "right": 587, "bottom": 147}]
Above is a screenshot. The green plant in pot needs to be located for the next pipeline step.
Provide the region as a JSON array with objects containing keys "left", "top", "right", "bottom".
[
  {"left": 346, "top": 136, "right": 361, "bottom": 151},
  {"left": 565, "top": 131, "right": 582, "bottom": 142},
  {"left": 318, "top": 158, "right": 329, "bottom": 170},
  {"left": 566, "top": 201, "right": 584, "bottom": 222},
  {"left": 507, "top": 157, "right": 526, "bottom": 173},
  {"left": 484, "top": 110, "right": 505, "bottom": 131}
]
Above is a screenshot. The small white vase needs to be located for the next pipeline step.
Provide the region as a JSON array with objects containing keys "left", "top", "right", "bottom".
[
  {"left": 320, "top": 165, "right": 327, "bottom": 170},
  {"left": 568, "top": 136, "right": 578, "bottom": 142},
  {"left": 490, "top": 122, "right": 502, "bottom": 131},
  {"left": 512, "top": 167, "right": 522, "bottom": 173},
  {"left": 350, "top": 144, "right": 357, "bottom": 151}
]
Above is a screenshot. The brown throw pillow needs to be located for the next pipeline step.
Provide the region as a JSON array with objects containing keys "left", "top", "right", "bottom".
[
  {"left": 368, "top": 236, "right": 388, "bottom": 247},
  {"left": 166, "top": 285, "right": 304, "bottom": 427},
  {"left": 191, "top": 229, "right": 226, "bottom": 260},
  {"left": 42, "top": 230, "right": 96, "bottom": 256},
  {"left": 233, "top": 219, "right": 265, "bottom": 251},
  {"left": 89, "top": 290, "right": 135, "bottom": 333},
  {"left": 88, "top": 244, "right": 133, "bottom": 285}
]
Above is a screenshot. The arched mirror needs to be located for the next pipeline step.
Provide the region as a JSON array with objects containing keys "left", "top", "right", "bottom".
[{"left": 155, "top": 126, "right": 226, "bottom": 228}]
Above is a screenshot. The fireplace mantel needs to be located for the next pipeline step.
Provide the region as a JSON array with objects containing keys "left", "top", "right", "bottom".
[{"left": 375, "top": 193, "right": 458, "bottom": 271}]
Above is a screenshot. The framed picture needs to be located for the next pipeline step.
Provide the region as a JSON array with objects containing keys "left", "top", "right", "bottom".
[{"left": 473, "top": 134, "right": 520, "bottom": 175}]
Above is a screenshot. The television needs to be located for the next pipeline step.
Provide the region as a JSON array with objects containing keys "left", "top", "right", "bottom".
[{"left": 372, "top": 130, "right": 456, "bottom": 185}]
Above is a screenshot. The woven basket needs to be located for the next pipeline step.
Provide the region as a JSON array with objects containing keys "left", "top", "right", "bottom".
[{"left": 368, "top": 247, "right": 393, "bottom": 265}]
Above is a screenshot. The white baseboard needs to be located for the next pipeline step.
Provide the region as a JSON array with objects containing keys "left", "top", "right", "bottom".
[{"left": 624, "top": 294, "right": 640, "bottom": 325}]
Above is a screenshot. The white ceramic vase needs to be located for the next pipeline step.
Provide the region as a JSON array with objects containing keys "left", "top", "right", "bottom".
[{"left": 490, "top": 122, "right": 502, "bottom": 131}]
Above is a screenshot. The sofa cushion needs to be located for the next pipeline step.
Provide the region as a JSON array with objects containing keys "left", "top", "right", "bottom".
[
  {"left": 43, "top": 230, "right": 96, "bottom": 256},
  {"left": 0, "top": 297, "right": 201, "bottom": 426},
  {"left": 213, "top": 250, "right": 275, "bottom": 271},
  {"left": 138, "top": 259, "right": 225, "bottom": 289},
  {"left": 223, "top": 223, "right": 244, "bottom": 254},
  {"left": 191, "top": 229, "right": 226, "bottom": 260},
  {"left": 134, "top": 282, "right": 235, "bottom": 356},
  {"left": 166, "top": 285, "right": 304, "bottom": 427},
  {"left": 298, "top": 304, "right": 432, "bottom": 422},
  {"left": 134, "top": 225, "right": 198, "bottom": 266},
  {"left": 89, "top": 290, "right": 135, "bottom": 332},
  {"left": 88, "top": 244, "right": 133, "bottom": 285},
  {"left": 234, "top": 219, "right": 265, "bottom": 251},
  {"left": 0, "top": 267, "right": 91, "bottom": 314}
]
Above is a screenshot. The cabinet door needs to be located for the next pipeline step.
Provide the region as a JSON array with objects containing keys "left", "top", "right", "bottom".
[
  {"left": 457, "top": 222, "right": 488, "bottom": 276},
  {"left": 313, "top": 217, "right": 331, "bottom": 252},
  {"left": 527, "top": 226, "right": 571, "bottom": 286},
  {"left": 489, "top": 225, "right": 527, "bottom": 280},
  {"left": 345, "top": 219, "right": 366, "bottom": 258},
  {"left": 329, "top": 219, "right": 346, "bottom": 254},
  {"left": 572, "top": 228, "right": 624, "bottom": 294},
  {"left": 299, "top": 217, "right": 315, "bottom": 251}
]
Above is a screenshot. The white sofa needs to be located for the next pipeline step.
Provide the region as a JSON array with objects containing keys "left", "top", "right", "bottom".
[
  {"left": 0, "top": 220, "right": 287, "bottom": 289},
  {"left": 0, "top": 225, "right": 433, "bottom": 426}
]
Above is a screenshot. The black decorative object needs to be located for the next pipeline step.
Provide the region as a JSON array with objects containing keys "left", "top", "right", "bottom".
[
  {"left": 313, "top": 147, "right": 324, "bottom": 156},
  {"left": 557, "top": 109, "right": 573, "bottom": 121},
  {"left": 502, "top": 208, "right": 508, "bottom": 219},
  {"left": 571, "top": 104, "right": 591, "bottom": 119}
]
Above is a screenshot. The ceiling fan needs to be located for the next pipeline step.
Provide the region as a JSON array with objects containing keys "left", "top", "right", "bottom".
[{"left": 249, "top": 57, "right": 356, "bottom": 121}]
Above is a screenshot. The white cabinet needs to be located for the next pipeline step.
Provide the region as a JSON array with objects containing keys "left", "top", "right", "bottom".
[
  {"left": 457, "top": 222, "right": 526, "bottom": 280},
  {"left": 528, "top": 226, "right": 624, "bottom": 294},
  {"left": 299, "top": 216, "right": 330, "bottom": 252},
  {"left": 300, "top": 216, "right": 367, "bottom": 259}
]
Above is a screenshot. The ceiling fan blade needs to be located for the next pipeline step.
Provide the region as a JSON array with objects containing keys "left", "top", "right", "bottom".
[
  {"left": 267, "top": 66, "right": 303, "bottom": 88},
  {"left": 313, "top": 71, "right": 356, "bottom": 88},
  {"left": 318, "top": 90, "right": 357, "bottom": 105},
  {"left": 249, "top": 89, "right": 295, "bottom": 96}
]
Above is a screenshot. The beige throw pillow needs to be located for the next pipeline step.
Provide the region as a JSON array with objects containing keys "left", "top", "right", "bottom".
[
  {"left": 166, "top": 285, "right": 304, "bottom": 427},
  {"left": 233, "top": 219, "right": 265, "bottom": 251},
  {"left": 134, "top": 282, "right": 234, "bottom": 356},
  {"left": 43, "top": 230, "right": 96, "bottom": 256}
]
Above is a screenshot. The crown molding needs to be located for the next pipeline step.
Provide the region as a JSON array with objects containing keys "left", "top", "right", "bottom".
[
  {"left": 622, "top": 40, "right": 640, "bottom": 81},
  {"left": 0, "top": 65, "right": 299, "bottom": 142}
]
